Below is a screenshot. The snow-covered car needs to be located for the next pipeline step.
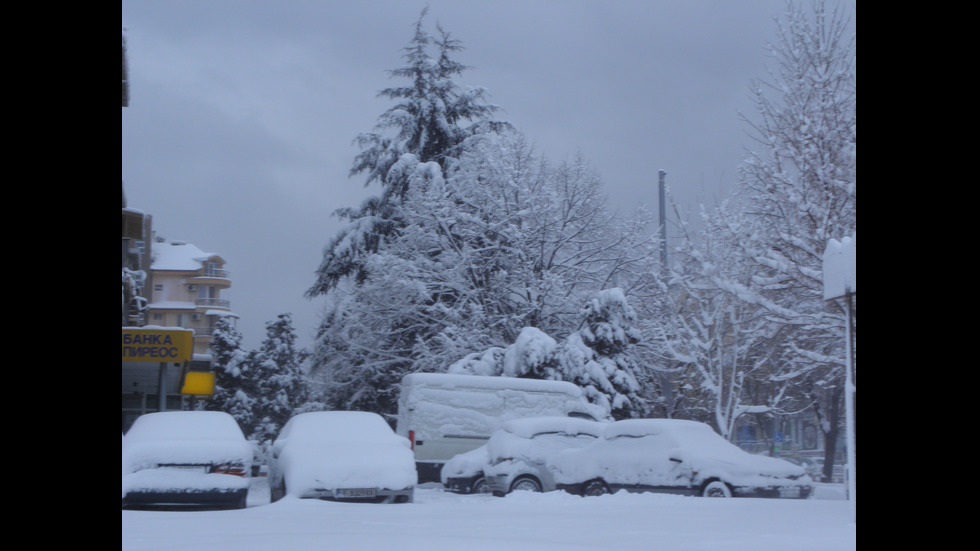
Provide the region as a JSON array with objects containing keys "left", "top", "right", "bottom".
[
  {"left": 441, "top": 445, "right": 492, "bottom": 494},
  {"left": 548, "top": 419, "right": 812, "bottom": 499},
  {"left": 484, "top": 416, "right": 606, "bottom": 496},
  {"left": 441, "top": 416, "right": 606, "bottom": 495},
  {"left": 268, "top": 411, "right": 416, "bottom": 503},
  {"left": 121, "top": 411, "right": 252, "bottom": 510}
]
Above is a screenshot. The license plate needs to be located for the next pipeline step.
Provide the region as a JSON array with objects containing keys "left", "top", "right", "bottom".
[{"left": 335, "top": 488, "right": 377, "bottom": 499}]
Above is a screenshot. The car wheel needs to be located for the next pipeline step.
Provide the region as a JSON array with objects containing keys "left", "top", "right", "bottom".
[
  {"left": 471, "top": 476, "right": 490, "bottom": 494},
  {"left": 510, "top": 476, "right": 542, "bottom": 493},
  {"left": 271, "top": 480, "right": 286, "bottom": 503},
  {"left": 581, "top": 479, "right": 609, "bottom": 497},
  {"left": 701, "top": 480, "right": 732, "bottom": 498}
]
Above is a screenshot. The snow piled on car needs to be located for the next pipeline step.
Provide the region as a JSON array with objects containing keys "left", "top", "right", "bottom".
[
  {"left": 440, "top": 446, "right": 488, "bottom": 482},
  {"left": 487, "top": 417, "right": 605, "bottom": 464},
  {"left": 121, "top": 411, "right": 252, "bottom": 492},
  {"left": 442, "top": 416, "right": 606, "bottom": 485},
  {"left": 275, "top": 411, "right": 417, "bottom": 493},
  {"left": 548, "top": 418, "right": 809, "bottom": 489}
]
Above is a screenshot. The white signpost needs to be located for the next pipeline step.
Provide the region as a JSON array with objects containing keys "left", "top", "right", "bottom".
[{"left": 822, "top": 234, "right": 856, "bottom": 519}]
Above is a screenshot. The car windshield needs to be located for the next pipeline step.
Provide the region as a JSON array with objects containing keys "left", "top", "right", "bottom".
[{"left": 281, "top": 412, "right": 396, "bottom": 444}]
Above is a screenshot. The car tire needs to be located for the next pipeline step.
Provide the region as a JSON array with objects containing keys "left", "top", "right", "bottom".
[
  {"left": 701, "top": 480, "right": 732, "bottom": 498},
  {"left": 271, "top": 480, "right": 286, "bottom": 503},
  {"left": 471, "top": 476, "right": 490, "bottom": 494},
  {"left": 581, "top": 479, "right": 609, "bottom": 497},
  {"left": 510, "top": 476, "right": 542, "bottom": 493}
]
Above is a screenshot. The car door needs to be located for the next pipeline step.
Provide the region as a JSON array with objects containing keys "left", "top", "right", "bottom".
[{"left": 603, "top": 432, "right": 691, "bottom": 492}]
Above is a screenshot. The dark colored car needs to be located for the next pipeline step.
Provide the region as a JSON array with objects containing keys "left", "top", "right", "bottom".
[{"left": 122, "top": 411, "right": 252, "bottom": 509}]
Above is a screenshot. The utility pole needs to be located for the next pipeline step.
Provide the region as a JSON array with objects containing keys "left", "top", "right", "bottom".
[{"left": 658, "top": 170, "right": 667, "bottom": 272}]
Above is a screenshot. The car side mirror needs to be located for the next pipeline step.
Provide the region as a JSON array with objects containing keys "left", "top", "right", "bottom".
[{"left": 669, "top": 457, "right": 682, "bottom": 463}]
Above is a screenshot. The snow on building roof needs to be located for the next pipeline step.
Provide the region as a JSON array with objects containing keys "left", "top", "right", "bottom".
[{"left": 151, "top": 240, "right": 222, "bottom": 271}]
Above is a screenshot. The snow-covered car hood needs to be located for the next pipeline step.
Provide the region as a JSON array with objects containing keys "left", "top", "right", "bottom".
[
  {"left": 280, "top": 440, "right": 417, "bottom": 492},
  {"left": 122, "top": 439, "right": 253, "bottom": 474},
  {"left": 670, "top": 448, "right": 807, "bottom": 479},
  {"left": 441, "top": 445, "right": 490, "bottom": 482}
]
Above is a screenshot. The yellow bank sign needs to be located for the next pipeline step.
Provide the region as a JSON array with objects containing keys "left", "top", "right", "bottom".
[{"left": 122, "top": 328, "right": 194, "bottom": 363}]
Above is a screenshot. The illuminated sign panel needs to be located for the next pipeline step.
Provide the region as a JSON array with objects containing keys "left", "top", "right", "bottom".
[
  {"left": 122, "top": 328, "right": 194, "bottom": 363},
  {"left": 181, "top": 371, "right": 216, "bottom": 396}
]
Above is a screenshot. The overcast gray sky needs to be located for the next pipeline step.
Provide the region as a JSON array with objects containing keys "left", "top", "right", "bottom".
[{"left": 121, "top": 0, "right": 856, "bottom": 351}]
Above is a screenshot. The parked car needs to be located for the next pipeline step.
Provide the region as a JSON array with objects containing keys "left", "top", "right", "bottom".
[
  {"left": 441, "top": 445, "right": 493, "bottom": 494},
  {"left": 268, "top": 411, "right": 416, "bottom": 503},
  {"left": 121, "top": 411, "right": 252, "bottom": 510},
  {"left": 441, "top": 416, "right": 606, "bottom": 495},
  {"left": 485, "top": 416, "right": 607, "bottom": 496},
  {"left": 548, "top": 419, "right": 812, "bottom": 499}
]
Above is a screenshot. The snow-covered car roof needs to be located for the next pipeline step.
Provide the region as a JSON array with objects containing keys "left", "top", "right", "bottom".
[
  {"left": 124, "top": 411, "right": 246, "bottom": 442},
  {"left": 276, "top": 411, "right": 404, "bottom": 444},
  {"left": 500, "top": 416, "right": 606, "bottom": 439},
  {"left": 602, "top": 419, "right": 762, "bottom": 462},
  {"left": 121, "top": 411, "right": 252, "bottom": 474}
]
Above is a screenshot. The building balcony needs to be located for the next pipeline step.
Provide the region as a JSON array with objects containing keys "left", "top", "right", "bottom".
[
  {"left": 195, "top": 298, "right": 231, "bottom": 309},
  {"left": 189, "top": 270, "right": 231, "bottom": 287}
]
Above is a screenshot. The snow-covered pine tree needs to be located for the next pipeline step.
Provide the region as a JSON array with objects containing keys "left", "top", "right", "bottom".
[
  {"left": 306, "top": 12, "right": 510, "bottom": 419},
  {"left": 306, "top": 9, "right": 509, "bottom": 297},
  {"left": 557, "top": 289, "right": 645, "bottom": 420},
  {"left": 249, "top": 313, "right": 310, "bottom": 450},
  {"left": 201, "top": 316, "right": 255, "bottom": 435}
]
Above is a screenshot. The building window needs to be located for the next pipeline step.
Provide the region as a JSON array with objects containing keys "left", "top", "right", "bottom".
[{"left": 204, "top": 260, "right": 221, "bottom": 277}]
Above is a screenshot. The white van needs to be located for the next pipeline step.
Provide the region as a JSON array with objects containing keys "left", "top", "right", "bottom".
[{"left": 395, "top": 373, "right": 605, "bottom": 482}]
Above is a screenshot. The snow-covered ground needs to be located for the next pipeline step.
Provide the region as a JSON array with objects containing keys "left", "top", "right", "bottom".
[{"left": 122, "top": 478, "right": 855, "bottom": 550}]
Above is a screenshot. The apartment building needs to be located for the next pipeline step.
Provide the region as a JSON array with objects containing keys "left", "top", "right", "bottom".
[{"left": 145, "top": 238, "right": 238, "bottom": 356}]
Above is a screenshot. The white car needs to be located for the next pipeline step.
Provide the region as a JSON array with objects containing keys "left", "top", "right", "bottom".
[
  {"left": 548, "top": 419, "right": 812, "bottom": 498},
  {"left": 485, "top": 417, "right": 606, "bottom": 496},
  {"left": 268, "top": 411, "right": 416, "bottom": 503},
  {"left": 121, "top": 411, "right": 252, "bottom": 509},
  {"left": 441, "top": 416, "right": 606, "bottom": 495}
]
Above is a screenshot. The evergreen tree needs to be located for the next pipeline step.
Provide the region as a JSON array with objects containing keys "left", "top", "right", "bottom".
[
  {"left": 201, "top": 316, "right": 256, "bottom": 435},
  {"left": 307, "top": 9, "right": 509, "bottom": 296},
  {"left": 307, "top": 12, "right": 510, "bottom": 418},
  {"left": 557, "top": 289, "right": 645, "bottom": 420},
  {"left": 306, "top": 12, "right": 660, "bottom": 420},
  {"left": 448, "top": 289, "right": 646, "bottom": 421},
  {"left": 250, "top": 313, "right": 310, "bottom": 448}
]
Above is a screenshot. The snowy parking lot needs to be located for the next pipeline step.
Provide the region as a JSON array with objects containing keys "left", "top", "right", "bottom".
[{"left": 122, "top": 477, "right": 855, "bottom": 551}]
